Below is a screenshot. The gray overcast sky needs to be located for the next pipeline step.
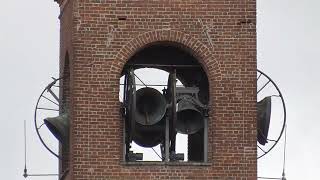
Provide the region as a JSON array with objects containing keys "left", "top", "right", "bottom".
[{"left": 1, "top": 0, "right": 320, "bottom": 179}]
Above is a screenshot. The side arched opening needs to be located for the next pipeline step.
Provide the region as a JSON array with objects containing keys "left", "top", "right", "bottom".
[
  {"left": 61, "top": 52, "right": 70, "bottom": 111},
  {"left": 60, "top": 52, "right": 70, "bottom": 173}
]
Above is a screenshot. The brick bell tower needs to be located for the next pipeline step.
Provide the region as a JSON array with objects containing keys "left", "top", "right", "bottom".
[{"left": 55, "top": 0, "right": 257, "bottom": 179}]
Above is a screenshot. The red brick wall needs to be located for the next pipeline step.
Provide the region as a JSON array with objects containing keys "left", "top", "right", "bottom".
[
  {"left": 58, "top": 0, "right": 73, "bottom": 177},
  {"left": 57, "top": 0, "right": 257, "bottom": 179}
]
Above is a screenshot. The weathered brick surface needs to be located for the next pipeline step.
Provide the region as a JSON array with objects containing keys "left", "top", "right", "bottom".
[{"left": 57, "top": 0, "right": 257, "bottom": 179}]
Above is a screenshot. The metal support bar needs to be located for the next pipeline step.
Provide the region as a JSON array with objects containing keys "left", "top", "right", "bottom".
[
  {"left": 37, "top": 107, "right": 59, "bottom": 111},
  {"left": 258, "top": 145, "right": 267, "bottom": 153},
  {"left": 257, "top": 80, "right": 271, "bottom": 94},
  {"left": 170, "top": 71, "right": 177, "bottom": 154},
  {"left": 120, "top": 83, "right": 168, "bottom": 87},
  {"left": 165, "top": 114, "right": 170, "bottom": 162},
  {"left": 203, "top": 117, "right": 208, "bottom": 162},
  {"left": 47, "top": 88, "right": 59, "bottom": 103},
  {"left": 257, "top": 72, "right": 262, "bottom": 81},
  {"left": 123, "top": 73, "right": 128, "bottom": 161},
  {"left": 133, "top": 73, "right": 148, "bottom": 87},
  {"left": 27, "top": 174, "right": 59, "bottom": 176},
  {"left": 123, "top": 108, "right": 127, "bottom": 162},
  {"left": 41, "top": 95, "right": 59, "bottom": 106},
  {"left": 151, "top": 147, "right": 162, "bottom": 160},
  {"left": 129, "top": 70, "right": 136, "bottom": 141},
  {"left": 257, "top": 177, "right": 282, "bottom": 180}
]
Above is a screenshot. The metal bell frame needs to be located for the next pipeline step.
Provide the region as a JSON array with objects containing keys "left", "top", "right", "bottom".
[
  {"left": 257, "top": 69, "right": 287, "bottom": 159},
  {"left": 34, "top": 77, "right": 63, "bottom": 159},
  {"left": 122, "top": 68, "right": 209, "bottom": 162}
]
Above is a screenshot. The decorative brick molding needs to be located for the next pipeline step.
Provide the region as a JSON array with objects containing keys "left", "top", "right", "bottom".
[{"left": 112, "top": 29, "right": 221, "bottom": 82}]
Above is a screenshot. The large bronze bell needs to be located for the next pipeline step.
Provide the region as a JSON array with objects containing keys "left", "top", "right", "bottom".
[
  {"left": 133, "top": 121, "right": 165, "bottom": 147},
  {"left": 257, "top": 96, "right": 272, "bottom": 145},
  {"left": 135, "top": 87, "right": 167, "bottom": 126},
  {"left": 44, "top": 112, "right": 69, "bottom": 145},
  {"left": 131, "top": 87, "right": 167, "bottom": 147},
  {"left": 176, "top": 97, "right": 204, "bottom": 134}
]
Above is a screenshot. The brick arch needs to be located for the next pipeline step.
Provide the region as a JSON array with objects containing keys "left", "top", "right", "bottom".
[
  {"left": 108, "top": 29, "right": 222, "bottom": 117},
  {"left": 111, "top": 29, "right": 221, "bottom": 82}
]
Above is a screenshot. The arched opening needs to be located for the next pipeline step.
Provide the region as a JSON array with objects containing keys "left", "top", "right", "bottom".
[
  {"left": 60, "top": 52, "right": 70, "bottom": 171},
  {"left": 61, "top": 52, "right": 70, "bottom": 112},
  {"left": 120, "top": 43, "right": 209, "bottom": 163}
]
